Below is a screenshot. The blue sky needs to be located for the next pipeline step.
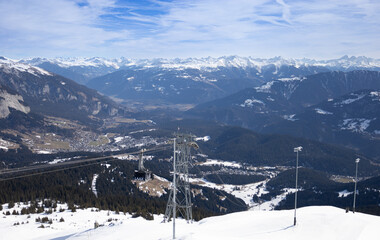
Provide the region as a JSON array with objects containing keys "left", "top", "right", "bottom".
[{"left": 0, "top": 0, "right": 379, "bottom": 59}]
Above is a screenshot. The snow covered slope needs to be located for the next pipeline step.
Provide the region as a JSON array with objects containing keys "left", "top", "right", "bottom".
[
  {"left": 1, "top": 205, "right": 379, "bottom": 240},
  {"left": 0, "top": 57, "right": 51, "bottom": 76}
]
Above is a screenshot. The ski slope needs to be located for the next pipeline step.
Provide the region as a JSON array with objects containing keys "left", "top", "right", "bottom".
[{"left": 1, "top": 205, "right": 379, "bottom": 240}]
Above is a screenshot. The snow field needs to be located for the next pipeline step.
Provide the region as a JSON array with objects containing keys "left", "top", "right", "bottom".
[
  {"left": 61, "top": 206, "right": 380, "bottom": 240},
  {"left": 2, "top": 205, "right": 378, "bottom": 240},
  {"left": 0, "top": 203, "right": 136, "bottom": 240}
]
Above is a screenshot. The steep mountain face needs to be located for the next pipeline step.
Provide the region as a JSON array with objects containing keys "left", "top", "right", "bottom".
[
  {"left": 263, "top": 90, "right": 380, "bottom": 160},
  {"left": 21, "top": 56, "right": 380, "bottom": 105},
  {"left": 187, "top": 70, "right": 380, "bottom": 131},
  {"left": 0, "top": 57, "right": 125, "bottom": 125}
]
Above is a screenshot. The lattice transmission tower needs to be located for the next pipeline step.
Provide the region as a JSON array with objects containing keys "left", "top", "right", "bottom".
[{"left": 164, "top": 133, "right": 198, "bottom": 223}]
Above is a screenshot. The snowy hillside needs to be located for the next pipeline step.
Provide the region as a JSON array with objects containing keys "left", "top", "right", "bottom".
[{"left": 1, "top": 205, "right": 379, "bottom": 240}]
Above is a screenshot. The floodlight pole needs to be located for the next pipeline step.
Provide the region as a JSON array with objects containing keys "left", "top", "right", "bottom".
[
  {"left": 294, "top": 146, "right": 302, "bottom": 226},
  {"left": 353, "top": 158, "right": 360, "bottom": 213},
  {"left": 173, "top": 138, "right": 176, "bottom": 239}
]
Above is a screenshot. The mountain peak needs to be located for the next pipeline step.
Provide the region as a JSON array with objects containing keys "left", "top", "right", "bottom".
[{"left": 0, "top": 57, "right": 52, "bottom": 76}]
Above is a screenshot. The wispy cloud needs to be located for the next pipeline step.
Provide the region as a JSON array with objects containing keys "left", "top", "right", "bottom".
[
  {"left": 0, "top": 0, "right": 126, "bottom": 56},
  {"left": 0, "top": 0, "right": 379, "bottom": 59}
]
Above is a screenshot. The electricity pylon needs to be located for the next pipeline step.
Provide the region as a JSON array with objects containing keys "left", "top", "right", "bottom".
[{"left": 164, "top": 133, "right": 199, "bottom": 227}]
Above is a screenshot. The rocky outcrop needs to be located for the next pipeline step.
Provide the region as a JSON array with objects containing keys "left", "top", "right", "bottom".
[{"left": 0, "top": 88, "right": 30, "bottom": 118}]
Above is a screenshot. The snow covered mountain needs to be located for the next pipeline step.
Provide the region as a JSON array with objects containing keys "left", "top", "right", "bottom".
[
  {"left": 20, "top": 56, "right": 380, "bottom": 104},
  {"left": 20, "top": 57, "right": 121, "bottom": 84},
  {"left": 0, "top": 57, "right": 126, "bottom": 126},
  {"left": 22, "top": 55, "right": 380, "bottom": 73}
]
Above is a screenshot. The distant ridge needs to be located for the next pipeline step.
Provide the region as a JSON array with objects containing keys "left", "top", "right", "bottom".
[{"left": 21, "top": 55, "right": 380, "bottom": 71}]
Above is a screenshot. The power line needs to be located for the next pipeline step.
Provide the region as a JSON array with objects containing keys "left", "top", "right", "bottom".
[
  {"left": 194, "top": 163, "right": 248, "bottom": 209},
  {"left": 1, "top": 143, "right": 247, "bottom": 209},
  {"left": 0, "top": 141, "right": 247, "bottom": 209},
  {"left": 0, "top": 161, "right": 106, "bottom": 182},
  {"left": 193, "top": 149, "right": 248, "bottom": 209},
  {"left": 0, "top": 144, "right": 171, "bottom": 181}
]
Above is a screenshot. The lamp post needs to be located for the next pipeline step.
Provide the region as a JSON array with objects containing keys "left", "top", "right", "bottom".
[
  {"left": 353, "top": 158, "right": 360, "bottom": 213},
  {"left": 294, "top": 146, "right": 302, "bottom": 226},
  {"left": 173, "top": 138, "right": 176, "bottom": 239}
]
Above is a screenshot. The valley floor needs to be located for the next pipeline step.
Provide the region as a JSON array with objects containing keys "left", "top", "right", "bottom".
[{"left": 1, "top": 205, "right": 379, "bottom": 240}]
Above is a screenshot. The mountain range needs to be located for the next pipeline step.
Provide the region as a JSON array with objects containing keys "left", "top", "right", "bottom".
[
  {"left": 21, "top": 55, "right": 380, "bottom": 74},
  {"left": 20, "top": 56, "right": 380, "bottom": 105}
]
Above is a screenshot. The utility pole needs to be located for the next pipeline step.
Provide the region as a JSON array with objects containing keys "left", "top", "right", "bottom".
[
  {"left": 293, "top": 146, "right": 302, "bottom": 226},
  {"left": 164, "top": 133, "right": 199, "bottom": 239},
  {"left": 353, "top": 158, "right": 360, "bottom": 213}
]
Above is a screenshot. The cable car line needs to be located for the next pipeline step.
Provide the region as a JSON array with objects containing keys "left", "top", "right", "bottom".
[
  {"left": 193, "top": 148, "right": 248, "bottom": 209},
  {"left": 0, "top": 144, "right": 171, "bottom": 181}
]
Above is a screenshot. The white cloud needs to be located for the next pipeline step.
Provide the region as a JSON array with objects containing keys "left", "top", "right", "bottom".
[
  {"left": 0, "top": 0, "right": 127, "bottom": 56},
  {"left": 0, "top": 0, "right": 379, "bottom": 59}
]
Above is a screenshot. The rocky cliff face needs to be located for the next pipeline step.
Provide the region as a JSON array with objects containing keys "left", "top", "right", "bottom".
[{"left": 0, "top": 87, "right": 30, "bottom": 119}]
